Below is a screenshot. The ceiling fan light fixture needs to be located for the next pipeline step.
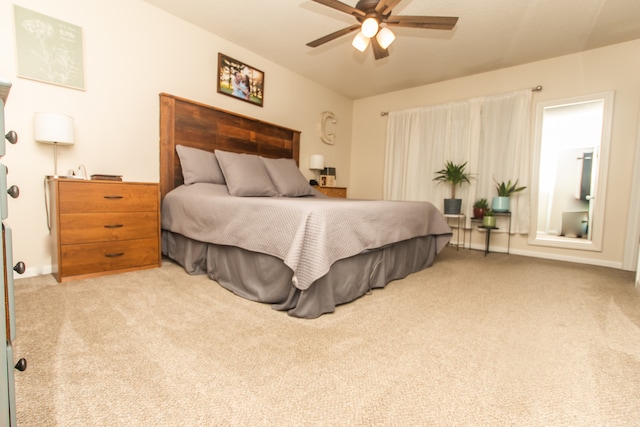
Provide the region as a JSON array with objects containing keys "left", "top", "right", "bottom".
[
  {"left": 352, "top": 31, "right": 370, "bottom": 52},
  {"left": 376, "top": 27, "right": 396, "bottom": 49},
  {"left": 361, "top": 17, "right": 379, "bottom": 38},
  {"left": 306, "top": 0, "right": 459, "bottom": 61}
]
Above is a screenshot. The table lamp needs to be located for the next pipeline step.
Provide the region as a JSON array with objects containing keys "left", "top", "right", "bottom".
[
  {"left": 309, "top": 154, "right": 324, "bottom": 184},
  {"left": 34, "top": 112, "right": 75, "bottom": 177}
]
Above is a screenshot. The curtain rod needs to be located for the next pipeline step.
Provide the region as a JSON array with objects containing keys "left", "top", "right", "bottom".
[{"left": 380, "top": 85, "right": 544, "bottom": 116}]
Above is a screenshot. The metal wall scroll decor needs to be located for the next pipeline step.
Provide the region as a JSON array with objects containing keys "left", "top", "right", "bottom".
[{"left": 320, "top": 111, "right": 337, "bottom": 145}]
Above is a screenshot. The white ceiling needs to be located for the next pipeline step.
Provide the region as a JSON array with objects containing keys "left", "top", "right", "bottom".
[{"left": 144, "top": 0, "right": 640, "bottom": 99}]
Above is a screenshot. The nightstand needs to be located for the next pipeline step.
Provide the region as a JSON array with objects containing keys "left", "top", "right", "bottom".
[
  {"left": 314, "top": 186, "right": 347, "bottom": 198},
  {"left": 444, "top": 214, "right": 465, "bottom": 250},
  {"left": 47, "top": 178, "right": 161, "bottom": 282}
]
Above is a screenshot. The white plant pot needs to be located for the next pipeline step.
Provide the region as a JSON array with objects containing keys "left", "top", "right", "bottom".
[{"left": 492, "top": 196, "right": 510, "bottom": 212}]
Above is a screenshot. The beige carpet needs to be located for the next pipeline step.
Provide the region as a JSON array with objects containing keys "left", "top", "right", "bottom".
[{"left": 12, "top": 248, "right": 640, "bottom": 426}]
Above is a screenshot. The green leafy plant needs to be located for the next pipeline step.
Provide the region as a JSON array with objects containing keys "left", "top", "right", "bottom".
[
  {"left": 484, "top": 208, "right": 494, "bottom": 216},
  {"left": 433, "top": 161, "right": 473, "bottom": 199},
  {"left": 472, "top": 198, "right": 489, "bottom": 219},
  {"left": 495, "top": 179, "right": 527, "bottom": 197},
  {"left": 473, "top": 198, "right": 489, "bottom": 209}
]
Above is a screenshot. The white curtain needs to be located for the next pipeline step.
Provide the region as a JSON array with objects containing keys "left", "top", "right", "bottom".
[{"left": 383, "top": 90, "right": 532, "bottom": 233}]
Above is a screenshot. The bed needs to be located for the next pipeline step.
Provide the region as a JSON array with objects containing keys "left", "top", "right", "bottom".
[{"left": 159, "top": 93, "right": 452, "bottom": 318}]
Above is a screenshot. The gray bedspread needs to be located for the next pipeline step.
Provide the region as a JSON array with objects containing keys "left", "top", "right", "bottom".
[{"left": 161, "top": 183, "right": 452, "bottom": 290}]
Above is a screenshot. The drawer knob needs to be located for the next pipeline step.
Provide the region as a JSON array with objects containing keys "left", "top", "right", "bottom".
[
  {"left": 105, "top": 252, "right": 124, "bottom": 258},
  {"left": 5, "top": 130, "right": 18, "bottom": 145},
  {"left": 103, "top": 195, "right": 123, "bottom": 199},
  {"left": 13, "top": 261, "right": 25, "bottom": 274},
  {"left": 14, "top": 358, "right": 27, "bottom": 371},
  {"left": 104, "top": 224, "right": 124, "bottom": 229},
  {"left": 7, "top": 184, "right": 19, "bottom": 199}
]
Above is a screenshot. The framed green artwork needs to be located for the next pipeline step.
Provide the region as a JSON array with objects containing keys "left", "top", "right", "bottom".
[{"left": 13, "top": 5, "right": 85, "bottom": 90}]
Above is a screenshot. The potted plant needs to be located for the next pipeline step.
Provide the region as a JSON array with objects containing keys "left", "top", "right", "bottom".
[
  {"left": 492, "top": 179, "right": 527, "bottom": 212},
  {"left": 482, "top": 209, "right": 496, "bottom": 228},
  {"left": 433, "top": 161, "right": 473, "bottom": 215},
  {"left": 472, "top": 198, "right": 489, "bottom": 219}
]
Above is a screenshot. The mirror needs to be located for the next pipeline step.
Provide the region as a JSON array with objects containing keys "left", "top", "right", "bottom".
[{"left": 529, "top": 92, "right": 614, "bottom": 251}]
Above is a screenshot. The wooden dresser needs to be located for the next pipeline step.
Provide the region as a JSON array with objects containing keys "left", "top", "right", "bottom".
[
  {"left": 48, "top": 179, "right": 161, "bottom": 282},
  {"left": 314, "top": 186, "right": 347, "bottom": 198}
]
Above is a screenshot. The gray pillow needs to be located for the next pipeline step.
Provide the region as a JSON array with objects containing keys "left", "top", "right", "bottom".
[
  {"left": 262, "top": 157, "right": 314, "bottom": 197},
  {"left": 176, "top": 145, "right": 225, "bottom": 185},
  {"left": 214, "top": 150, "right": 278, "bottom": 197}
]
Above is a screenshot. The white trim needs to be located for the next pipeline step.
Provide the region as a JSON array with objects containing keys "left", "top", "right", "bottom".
[
  {"left": 466, "top": 242, "right": 621, "bottom": 268},
  {"left": 636, "top": 249, "right": 640, "bottom": 287},
  {"left": 14, "top": 265, "right": 52, "bottom": 280},
  {"left": 471, "top": 246, "right": 620, "bottom": 268},
  {"left": 510, "top": 248, "right": 622, "bottom": 269},
  {"left": 622, "top": 107, "right": 640, "bottom": 271},
  {"left": 529, "top": 91, "right": 614, "bottom": 252},
  {"left": 19, "top": 250, "right": 624, "bottom": 284}
]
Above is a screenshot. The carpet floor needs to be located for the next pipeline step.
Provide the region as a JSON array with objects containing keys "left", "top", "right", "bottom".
[{"left": 12, "top": 247, "right": 640, "bottom": 426}]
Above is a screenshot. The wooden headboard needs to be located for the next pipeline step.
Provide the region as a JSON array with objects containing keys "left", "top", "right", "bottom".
[{"left": 159, "top": 93, "right": 301, "bottom": 200}]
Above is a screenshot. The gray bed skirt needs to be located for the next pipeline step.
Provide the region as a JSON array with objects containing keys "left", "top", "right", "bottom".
[{"left": 162, "top": 231, "right": 441, "bottom": 318}]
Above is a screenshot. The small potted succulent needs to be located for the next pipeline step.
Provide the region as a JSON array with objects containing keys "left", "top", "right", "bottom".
[
  {"left": 492, "top": 179, "right": 527, "bottom": 212},
  {"left": 472, "top": 198, "right": 489, "bottom": 219}
]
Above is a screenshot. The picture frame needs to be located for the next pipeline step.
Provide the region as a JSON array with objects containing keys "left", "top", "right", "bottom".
[
  {"left": 320, "top": 175, "right": 336, "bottom": 187},
  {"left": 217, "top": 53, "right": 264, "bottom": 107},
  {"left": 13, "top": 5, "right": 85, "bottom": 90}
]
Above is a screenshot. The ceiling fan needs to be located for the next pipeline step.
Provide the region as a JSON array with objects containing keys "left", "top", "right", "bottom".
[{"left": 306, "top": 0, "right": 458, "bottom": 60}]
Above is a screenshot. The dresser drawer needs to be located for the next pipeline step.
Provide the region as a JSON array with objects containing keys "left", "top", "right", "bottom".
[
  {"left": 58, "top": 181, "right": 158, "bottom": 213},
  {"left": 49, "top": 179, "right": 161, "bottom": 282},
  {"left": 59, "top": 212, "right": 158, "bottom": 244},
  {"left": 60, "top": 238, "right": 159, "bottom": 278}
]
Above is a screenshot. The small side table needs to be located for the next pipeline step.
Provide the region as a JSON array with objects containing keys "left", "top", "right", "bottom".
[
  {"left": 444, "top": 213, "right": 466, "bottom": 250},
  {"left": 470, "top": 212, "right": 512, "bottom": 255},
  {"left": 479, "top": 226, "right": 497, "bottom": 256}
]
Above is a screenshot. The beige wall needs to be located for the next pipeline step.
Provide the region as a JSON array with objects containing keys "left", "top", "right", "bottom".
[
  {"left": 2, "top": 0, "right": 638, "bottom": 275},
  {"left": 0, "top": 0, "right": 353, "bottom": 276},
  {"left": 350, "top": 39, "right": 640, "bottom": 268}
]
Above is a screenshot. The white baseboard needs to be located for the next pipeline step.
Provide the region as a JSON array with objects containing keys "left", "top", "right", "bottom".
[
  {"left": 510, "top": 248, "right": 622, "bottom": 269},
  {"left": 466, "top": 242, "right": 622, "bottom": 269},
  {"left": 14, "top": 265, "right": 53, "bottom": 280},
  {"left": 498, "top": 249, "right": 622, "bottom": 270},
  {"left": 15, "top": 248, "right": 625, "bottom": 283}
]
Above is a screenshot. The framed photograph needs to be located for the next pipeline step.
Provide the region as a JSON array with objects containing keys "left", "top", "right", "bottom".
[
  {"left": 320, "top": 175, "right": 336, "bottom": 187},
  {"left": 217, "top": 53, "right": 264, "bottom": 107},
  {"left": 14, "top": 5, "right": 85, "bottom": 90}
]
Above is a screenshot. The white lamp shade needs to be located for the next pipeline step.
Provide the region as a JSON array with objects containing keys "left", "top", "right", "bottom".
[
  {"left": 376, "top": 27, "right": 396, "bottom": 49},
  {"left": 309, "top": 154, "right": 325, "bottom": 170},
  {"left": 34, "top": 112, "right": 75, "bottom": 145},
  {"left": 352, "top": 31, "right": 370, "bottom": 52},
  {"left": 361, "top": 17, "right": 379, "bottom": 38}
]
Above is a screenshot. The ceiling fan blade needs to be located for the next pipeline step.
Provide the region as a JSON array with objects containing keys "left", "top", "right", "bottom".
[
  {"left": 370, "top": 37, "right": 390, "bottom": 60},
  {"left": 386, "top": 15, "right": 458, "bottom": 30},
  {"left": 306, "top": 24, "right": 361, "bottom": 48},
  {"left": 375, "top": 0, "right": 403, "bottom": 15},
  {"left": 311, "top": 0, "right": 366, "bottom": 18}
]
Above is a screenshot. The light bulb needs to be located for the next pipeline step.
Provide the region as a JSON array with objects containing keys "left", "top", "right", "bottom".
[
  {"left": 376, "top": 27, "right": 396, "bottom": 49},
  {"left": 361, "top": 17, "right": 379, "bottom": 38},
  {"left": 352, "top": 31, "right": 370, "bottom": 52}
]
